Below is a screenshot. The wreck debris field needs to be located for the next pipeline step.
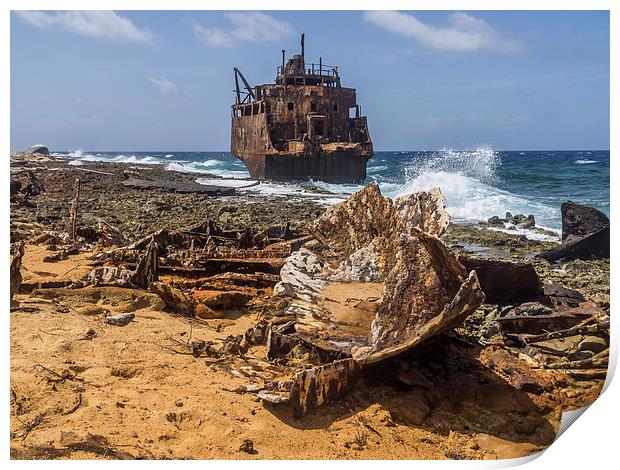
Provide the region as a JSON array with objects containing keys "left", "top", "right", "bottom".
[{"left": 9, "top": 151, "right": 609, "bottom": 460}]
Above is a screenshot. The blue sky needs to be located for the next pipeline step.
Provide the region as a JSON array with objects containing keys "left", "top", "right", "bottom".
[{"left": 10, "top": 10, "right": 610, "bottom": 151}]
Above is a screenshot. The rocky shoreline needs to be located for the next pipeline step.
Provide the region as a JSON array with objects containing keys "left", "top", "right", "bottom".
[{"left": 9, "top": 151, "right": 610, "bottom": 460}]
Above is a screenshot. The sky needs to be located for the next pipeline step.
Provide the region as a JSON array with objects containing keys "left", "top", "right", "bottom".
[{"left": 10, "top": 10, "right": 610, "bottom": 151}]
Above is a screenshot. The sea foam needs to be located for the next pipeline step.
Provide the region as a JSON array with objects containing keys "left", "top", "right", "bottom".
[{"left": 392, "top": 146, "right": 559, "bottom": 228}]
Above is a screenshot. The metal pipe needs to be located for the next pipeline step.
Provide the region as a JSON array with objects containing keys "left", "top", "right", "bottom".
[{"left": 301, "top": 33, "right": 305, "bottom": 62}]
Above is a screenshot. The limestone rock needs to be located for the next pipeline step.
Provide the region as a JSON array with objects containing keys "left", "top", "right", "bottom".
[
  {"left": 27, "top": 144, "right": 49, "bottom": 155},
  {"left": 105, "top": 312, "right": 135, "bottom": 326}
]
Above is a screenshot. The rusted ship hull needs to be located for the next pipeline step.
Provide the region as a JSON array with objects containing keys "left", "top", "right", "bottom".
[
  {"left": 239, "top": 150, "right": 370, "bottom": 184},
  {"left": 230, "top": 35, "right": 373, "bottom": 184}
]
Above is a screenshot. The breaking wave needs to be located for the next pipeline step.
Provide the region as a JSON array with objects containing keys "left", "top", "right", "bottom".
[
  {"left": 390, "top": 146, "right": 559, "bottom": 233},
  {"left": 575, "top": 159, "right": 598, "bottom": 165}
]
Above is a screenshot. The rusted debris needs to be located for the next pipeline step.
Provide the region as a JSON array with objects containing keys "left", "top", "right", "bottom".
[
  {"left": 273, "top": 183, "right": 484, "bottom": 364},
  {"left": 98, "top": 219, "right": 129, "bottom": 247},
  {"left": 266, "top": 329, "right": 301, "bottom": 360},
  {"left": 290, "top": 359, "right": 361, "bottom": 416},
  {"left": 221, "top": 184, "right": 487, "bottom": 414},
  {"left": 10, "top": 241, "right": 25, "bottom": 300},
  {"left": 148, "top": 282, "right": 196, "bottom": 317},
  {"left": 130, "top": 237, "right": 159, "bottom": 289},
  {"left": 458, "top": 256, "right": 543, "bottom": 302},
  {"left": 69, "top": 177, "right": 81, "bottom": 242}
]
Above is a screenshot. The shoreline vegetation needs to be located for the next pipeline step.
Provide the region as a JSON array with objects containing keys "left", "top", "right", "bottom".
[{"left": 10, "top": 150, "right": 609, "bottom": 460}]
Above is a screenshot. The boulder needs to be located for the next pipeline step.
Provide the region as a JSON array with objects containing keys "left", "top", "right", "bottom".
[
  {"left": 195, "top": 303, "right": 224, "bottom": 319},
  {"left": 536, "top": 226, "right": 609, "bottom": 262},
  {"left": 561, "top": 201, "right": 609, "bottom": 241},
  {"left": 27, "top": 144, "right": 49, "bottom": 155},
  {"left": 520, "top": 214, "right": 536, "bottom": 228},
  {"left": 474, "top": 433, "right": 541, "bottom": 460},
  {"left": 536, "top": 202, "right": 609, "bottom": 261}
]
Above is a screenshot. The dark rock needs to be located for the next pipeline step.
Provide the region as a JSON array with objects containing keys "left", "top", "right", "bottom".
[
  {"left": 487, "top": 216, "right": 503, "bottom": 226},
  {"left": 520, "top": 215, "right": 535, "bottom": 228},
  {"left": 561, "top": 201, "right": 609, "bottom": 241},
  {"left": 239, "top": 439, "right": 257, "bottom": 454},
  {"left": 10, "top": 180, "right": 22, "bottom": 196},
  {"left": 510, "top": 213, "right": 527, "bottom": 224},
  {"left": 536, "top": 226, "right": 609, "bottom": 262},
  {"left": 458, "top": 256, "right": 543, "bottom": 302},
  {"left": 385, "top": 389, "right": 431, "bottom": 425},
  {"left": 512, "top": 302, "right": 553, "bottom": 317},
  {"left": 122, "top": 177, "right": 235, "bottom": 195}
]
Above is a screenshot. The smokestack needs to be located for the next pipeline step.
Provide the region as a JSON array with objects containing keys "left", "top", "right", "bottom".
[
  {"left": 301, "top": 33, "right": 305, "bottom": 63},
  {"left": 281, "top": 49, "right": 285, "bottom": 72}
]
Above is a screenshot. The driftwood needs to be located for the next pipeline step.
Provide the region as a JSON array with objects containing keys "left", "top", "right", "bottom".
[{"left": 69, "top": 177, "right": 81, "bottom": 242}]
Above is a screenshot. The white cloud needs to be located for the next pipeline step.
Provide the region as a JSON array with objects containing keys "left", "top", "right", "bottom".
[
  {"left": 192, "top": 23, "right": 234, "bottom": 48},
  {"left": 193, "top": 12, "right": 293, "bottom": 48},
  {"left": 364, "top": 11, "right": 525, "bottom": 54},
  {"left": 145, "top": 75, "right": 178, "bottom": 95},
  {"left": 15, "top": 11, "right": 154, "bottom": 44}
]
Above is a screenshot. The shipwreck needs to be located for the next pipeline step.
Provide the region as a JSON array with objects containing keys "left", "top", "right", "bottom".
[{"left": 231, "top": 34, "right": 373, "bottom": 184}]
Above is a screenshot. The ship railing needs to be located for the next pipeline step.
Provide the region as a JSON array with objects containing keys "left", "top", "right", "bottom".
[{"left": 277, "top": 63, "right": 338, "bottom": 78}]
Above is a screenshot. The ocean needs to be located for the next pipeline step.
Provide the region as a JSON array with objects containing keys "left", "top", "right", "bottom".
[{"left": 52, "top": 147, "right": 609, "bottom": 238}]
